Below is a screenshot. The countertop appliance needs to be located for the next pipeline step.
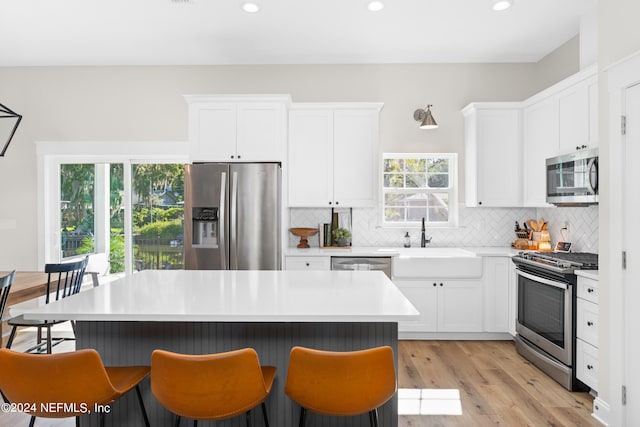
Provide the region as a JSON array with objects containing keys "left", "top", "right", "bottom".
[
  {"left": 184, "top": 163, "right": 281, "bottom": 270},
  {"left": 512, "top": 251, "right": 598, "bottom": 391},
  {"left": 546, "top": 148, "right": 598, "bottom": 206},
  {"left": 331, "top": 257, "right": 392, "bottom": 279}
]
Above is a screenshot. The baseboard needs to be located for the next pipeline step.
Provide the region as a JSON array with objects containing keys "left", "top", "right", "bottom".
[
  {"left": 398, "top": 332, "right": 513, "bottom": 340},
  {"left": 592, "top": 397, "right": 610, "bottom": 426}
]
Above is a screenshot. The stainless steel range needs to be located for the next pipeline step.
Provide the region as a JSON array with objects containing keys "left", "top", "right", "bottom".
[{"left": 511, "top": 251, "right": 598, "bottom": 391}]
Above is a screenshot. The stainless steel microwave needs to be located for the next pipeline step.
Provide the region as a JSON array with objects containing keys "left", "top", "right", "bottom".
[{"left": 546, "top": 148, "right": 598, "bottom": 206}]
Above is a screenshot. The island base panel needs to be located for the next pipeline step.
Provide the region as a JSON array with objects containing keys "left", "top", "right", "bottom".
[{"left": 75, "top": 321, "right": 398, "bottom": 427}]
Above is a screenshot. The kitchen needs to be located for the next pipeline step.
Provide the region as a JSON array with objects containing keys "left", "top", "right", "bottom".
[{"left": 0, "top": 1, "right": 639, "bottom": 426}]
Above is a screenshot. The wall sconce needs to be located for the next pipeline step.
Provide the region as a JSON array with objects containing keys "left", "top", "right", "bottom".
[
  {"left": 413, "top": 105, "right": 438, "bottom": 129},
  {"left": 0, "top": 103, "right": 22, "bottom": 156}
]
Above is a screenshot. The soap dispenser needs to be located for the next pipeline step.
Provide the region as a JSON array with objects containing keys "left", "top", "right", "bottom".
[{"left": 403, "top": 232, "right": 411, "bottom": 248}]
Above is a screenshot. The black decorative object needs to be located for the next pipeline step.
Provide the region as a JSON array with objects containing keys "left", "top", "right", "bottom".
[{"left": 0, "top": 103, "right": 22, "bottom": 156}]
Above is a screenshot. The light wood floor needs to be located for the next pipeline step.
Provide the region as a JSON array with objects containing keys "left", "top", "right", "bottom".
[{"left": 1, "top": 332, "right": 598, "bottom": 427}]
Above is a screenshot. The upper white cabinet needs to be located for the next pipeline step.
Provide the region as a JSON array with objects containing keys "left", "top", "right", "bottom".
[
  {"left": 462, "top": 103, "right": 522, "bottom": 207},
  {"left": 558, "top": 74, "right": 599, "bottom": 153},
  {"left": 522, "top": 97, "right": 558, "bottom": 207},
  {"left": 185, "top": 95, "right": 290, "bottom": 163},
  {"left": 288, "top": 103, "right": 383, "bottom": 207}
]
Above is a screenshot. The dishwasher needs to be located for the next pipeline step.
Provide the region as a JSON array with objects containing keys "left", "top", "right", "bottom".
[{"left": 330, "top": 257, "right": 392, "bottom": 278}]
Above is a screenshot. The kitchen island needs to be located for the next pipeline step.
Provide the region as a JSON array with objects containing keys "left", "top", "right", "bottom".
[{"left": 24, "top": 269, "right": 418, "bottom": 427}]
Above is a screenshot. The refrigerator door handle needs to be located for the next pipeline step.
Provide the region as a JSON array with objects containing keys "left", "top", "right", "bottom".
[
  {"left": 230, "top": 171, "right": 239, "bottom": 270},
  {"left": 219, "top": 171, "right": 227, "bottom": 269}
]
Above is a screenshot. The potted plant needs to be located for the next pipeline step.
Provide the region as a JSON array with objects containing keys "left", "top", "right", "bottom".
[{"left": 332, "top": 228, "right": 352, "bottom": 247}]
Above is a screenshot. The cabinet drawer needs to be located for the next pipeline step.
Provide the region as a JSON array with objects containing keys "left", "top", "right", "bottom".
[
  {"left": 577, "top": 297, "right": 599, "bottom": 347},
  {"left": 285, "top": 257, "right": 330, "bottom": 271},
  {"left": 577, "top": 276, "right": 598, "bottom": 304},
  {"left": 576, "top": 338, "right": 598, "bottom": 391}
]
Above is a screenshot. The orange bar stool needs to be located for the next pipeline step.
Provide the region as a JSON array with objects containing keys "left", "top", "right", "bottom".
[
  {"left": 151, "top": 348, "right": 276, "bottom": 427},
  {"left": 285, "top": 346, "right": 397, "bottom": 427},
  {"left": 0, "top": 348, "right": 150, "bottom": 427}
]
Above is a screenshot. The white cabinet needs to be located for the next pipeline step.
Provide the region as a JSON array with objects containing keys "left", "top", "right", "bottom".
[
  {"left": 285, "top": 256, "right": 330, "bottom": 271},
  {"left": 522, "top": 97, "right": 558, "bottom": 207},
  {"left": 521, "top": 65, "right": 598, "bottom": 206},
  {"left": 558, "top": 75, "right": 599, "bottom": 153},
  {"left": 576, "top": 274, "right": 599, "bottom": 391},
  {"left": 462, "top": 103, "right": 522, "bottom": 207},
  {"left": 482, "top": 256, "right": 511, "bottom": 333},
  {"left": 395, "top": 279, "right": 483, "bottom": 333},
  {"left": 288, "top": 104, "right": 382, "bottom": 207},
  {"left": 186, "top": 95, "right": 290, "bottom": 163}
]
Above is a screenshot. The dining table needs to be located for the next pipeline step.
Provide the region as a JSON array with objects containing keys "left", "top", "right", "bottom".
[{"left": 0, "top": 271, "right": 52, "bottom": 346}]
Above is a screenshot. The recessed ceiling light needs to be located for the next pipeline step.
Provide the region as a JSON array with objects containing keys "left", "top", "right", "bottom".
[
  {"left": 242, "top": 2, "right": 260, "bottom": 13},
  {"left": 367, "top": 1, "right": 384, "bottom": 12},
  {"left": 492, "top": 0, "right": 513, "bottom": 11}
]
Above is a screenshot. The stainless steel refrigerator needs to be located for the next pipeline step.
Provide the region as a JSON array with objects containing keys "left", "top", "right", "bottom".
[{"left": 184, "top": 163, "right": 281, "bottom": 270}]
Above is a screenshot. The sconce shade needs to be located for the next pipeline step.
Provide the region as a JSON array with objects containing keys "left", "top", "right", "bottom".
[
  {"left": 413, "top": 105, "right": 438, "bottom": 129},
  {"left": 0, "top": 103, "right": 22, "bottom": 156}
]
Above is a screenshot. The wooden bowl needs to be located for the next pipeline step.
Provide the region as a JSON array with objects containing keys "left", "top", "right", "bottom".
[{"left": 289, "top": 228, "right": 318, "bottom": 248}]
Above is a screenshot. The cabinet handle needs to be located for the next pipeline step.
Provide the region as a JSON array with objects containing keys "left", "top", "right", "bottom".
[
  {"left": 587, "top": 364, "right": 594, "bottom": 370},
  {"left": 335, "top": 201, "right": 339, "bottom": 205},
  {"left": 587, "top": 288, "right": 594, "bottom": 293},
  {"left": 230, "top": 155, "right": 235, "bottom": 159},
  {"left": 305, "top": 262, "right": 310, "bottom": 267},
  {"left": 587, "top": 321, "right": 594, "bottom": 326},
  {"left": 439, "top": 283, "right": 443, "bottom": 287},
  {"left": 433, "top": 283, "right": 437, "bottom": 287},
  {"left": 478, "top": 201, "right": 482, "bottom": 205},
  {"left": 238, "top": 155, "right": 241, "bottom": 159},
  {"left": 328, "top": 201, "right": 332, "bottom": 205}
]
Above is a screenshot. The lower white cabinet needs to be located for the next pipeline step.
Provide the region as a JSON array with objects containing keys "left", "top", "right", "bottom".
[
  {"left": 576, "top": 274, "right": 599, "bottom": 391},
  {"left": 285, "top": 256, "right": 330, "bottom": 271},
  {"left": 482, "top": 256, "right": 511, "bottom": 333},
  {"left": 395, "top": 279, "right": 482, "bottom": 333}
]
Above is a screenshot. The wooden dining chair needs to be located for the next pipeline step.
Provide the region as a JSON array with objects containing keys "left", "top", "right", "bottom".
[
  {"left": 151, "top": 348, "right": 276, "bottom": 427},
  {"left": 0, "top": 348, "right": 150, "bottom": 427},
  {"left": 6, "top": 256, "right": 88, "bottom": 353},
  {"left": 285, "top": 346, "right": 397, "bottom": 427}
]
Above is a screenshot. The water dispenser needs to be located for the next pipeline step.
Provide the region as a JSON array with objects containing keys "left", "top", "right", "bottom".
[{"left": 191, "top": 207, "right": 219, "bottom": 248}]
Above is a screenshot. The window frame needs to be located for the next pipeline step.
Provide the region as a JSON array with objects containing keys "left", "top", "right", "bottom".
[
  {"left": 381, "top": 153, "right": 459, "bottom": 228},
  {"left": 36, "top": 141, "right": 188, "bottom": 274}
]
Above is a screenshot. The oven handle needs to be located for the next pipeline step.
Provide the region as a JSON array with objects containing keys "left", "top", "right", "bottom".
[{"left": 516, "top": 269, "right": 569, "bottom": 290}]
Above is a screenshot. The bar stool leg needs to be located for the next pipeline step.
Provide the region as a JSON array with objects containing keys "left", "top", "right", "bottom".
[
  {"left": 5, "top": 325, "right": 17, "bottom": 349},
  {"left": 261, "top": 402, "right": 270, "bottom": 427},
  {"left": 245, "top": 410, "right": 251, "bottom": 427},
  {"left": 298, "top": 407, "right": 307, "bottom": 427},
  {"left": 174, "top": 414, "right": 181, "bottom": 427}
]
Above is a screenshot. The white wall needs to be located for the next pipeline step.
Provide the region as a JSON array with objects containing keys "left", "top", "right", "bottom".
[{"left": 598, "top": 0, "right": 640, "bottom": 414}]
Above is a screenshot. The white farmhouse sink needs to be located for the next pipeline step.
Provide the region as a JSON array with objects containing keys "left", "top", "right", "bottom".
[{"left": 388, "top": 247, "right": 482, "bottom": 279}]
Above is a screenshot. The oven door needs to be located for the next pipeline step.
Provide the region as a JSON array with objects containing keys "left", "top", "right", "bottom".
[{"left": 516, "top": 269, "right": 572, "bottom": 365}]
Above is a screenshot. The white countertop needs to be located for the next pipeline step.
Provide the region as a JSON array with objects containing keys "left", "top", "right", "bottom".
[
  {"left": 576, "top": 270, "right": 599, "bottom": 280},
  {"left": 23, "top": 270, "right": 419, "bottom": 323},
  {"left": 285, "top": 246, "right": 519, "bottom": 257}
]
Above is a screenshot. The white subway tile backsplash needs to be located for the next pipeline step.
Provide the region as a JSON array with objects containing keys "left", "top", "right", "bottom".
[{"left": 289, "top": 205, "right": 599, "bottom": 252}]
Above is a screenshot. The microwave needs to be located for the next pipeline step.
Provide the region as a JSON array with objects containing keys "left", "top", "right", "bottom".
[{"left": 546, "top": 148, "right": 598, "bottom": 206}]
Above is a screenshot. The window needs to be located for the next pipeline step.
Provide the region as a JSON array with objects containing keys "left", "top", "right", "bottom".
[
  {"left": 38, "top": 140, "right": 188, "bottom": 274},
  {"left": 58, "top": 162, "right": 185, "bottom": 272},
  {"left": 382, "top": 153, "right": 458, "bottom": 227}
]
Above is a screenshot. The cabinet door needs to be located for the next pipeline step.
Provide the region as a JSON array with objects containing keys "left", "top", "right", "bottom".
[
  {"left": 523, "top": 98, "right": 557, "bottom": 207},
  {"left": 189, "top": 103, "right": 237, "bottom": 161},
  {"left": 288, "top": 110, "right": 333, "bottom": 207},
  {"left": 395, "top": 281, "right": 437, "bottom": 332},
  {"left": 483, "top": 257, "right": 510, "bottom": 333},
  {"left": 577, "top": 298, "right": 599, "bottom": 347},
  {"left": 332, "top": 109, "right": 379, "bottom": 207},
  {"left": 588, "top": 78, "right": 599, "bottom": 147},
  {"left": 437, "top": 280, "right": 483, "bottom": 332},
  {"left": 474, "top": 109, "right": 521, "bottom": 206},
  {"left": 237, "top": 103, "right": 285, "bottom": 162},
  {"left": 558, "top": 84, "right": 589, "bottom": 154}
]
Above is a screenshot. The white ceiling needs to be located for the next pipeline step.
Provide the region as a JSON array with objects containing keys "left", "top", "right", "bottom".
[{"left": 0, "top": 0, "right": 596, "bottom": 66}]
